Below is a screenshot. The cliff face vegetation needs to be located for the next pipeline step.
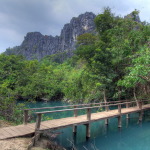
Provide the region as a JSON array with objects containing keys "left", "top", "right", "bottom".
[{"left": 0, "top": 9, "right": 150, "bottom": 122}]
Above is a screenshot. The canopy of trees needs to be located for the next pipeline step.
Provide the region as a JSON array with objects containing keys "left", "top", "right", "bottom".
[{"left": 0, "top": 8, "right": 150, "bottom": 122}]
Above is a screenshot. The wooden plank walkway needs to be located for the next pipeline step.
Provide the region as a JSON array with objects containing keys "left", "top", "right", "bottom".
[{"left": 0, "top": 103, "right": 150, "bottom": 140}]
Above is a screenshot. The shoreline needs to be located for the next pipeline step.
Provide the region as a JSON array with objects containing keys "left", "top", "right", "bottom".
[{"left": 0, "top": 119, "right": 66, "bottom": 150}]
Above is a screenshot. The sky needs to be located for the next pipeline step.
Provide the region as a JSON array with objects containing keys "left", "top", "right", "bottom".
[{"left": 0, "top": 0, "right": 150, "bottom": 53}]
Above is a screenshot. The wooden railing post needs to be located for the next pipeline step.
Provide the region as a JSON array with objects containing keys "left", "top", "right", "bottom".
[
  {"left": 138, "top": 101, "right": 142, "bottom": 110},
  {"left": 87, "top": 108, "right": 91, "bottom": 121},
  {"left": 126, "top": 103, "right": 129, "bottom": 108},
  {"left": 74, "top": 106, "right": 77, "bottom": 117},
  {"left": 35, "top": 114, "right": 42, "bottom": 131},
  {"left": 105, "top": 105, "right": 109, "bottom": 112},
  {"left": 118, "top": 104, "right": 121, "bottom": 114},
  {"left": 24, "top": 110, "right": 28, "bottom": 125}
]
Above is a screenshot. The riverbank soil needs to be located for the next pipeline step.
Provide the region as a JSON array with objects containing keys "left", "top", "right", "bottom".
[
  {"left": 0, "top": 120, "right": 66, "bottom": 150},
  {"left": 34, "top": 137, "right": 66, "bottom": 150},
  {"left": 0, "top": 120, "right": 46, "bottom": 150},
  {"left": 0, "top": 138, "right": 32, "bottom": 150}
]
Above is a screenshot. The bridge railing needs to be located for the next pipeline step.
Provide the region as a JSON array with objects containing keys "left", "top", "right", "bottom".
[
  {"left": 23, "top": 99, "right": 134, "bottom": 124},
  {"left": 23, "top": 99, "right": 150, "bottom": 125},
  {"left": 34, "top": 100, "right": 150, "bottom": 130}
]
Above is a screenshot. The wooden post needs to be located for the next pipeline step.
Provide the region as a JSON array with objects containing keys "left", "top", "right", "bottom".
[
  {"left": 118, "top": 116, "right": 122, "bottom": 128},
  {"left": 85, "top": 124, "right": 90, "bottom": 138},
  {"left": 126, "top": 103, "right": 129, "bottom": 108},
  {"left": 126, "top": 103, "right": 130, "bottom": 119},
  {"left": 139, "top": 101, "right": 143, "bottom": 122},
  {"left": 138, "top": 101, "right": 143, "bottom": 122},
  {"left": 105, "top": 104, "right": 109, "bottom": 125},
  {"left": 118, "top": 104, "right": 122, "bottom": 128},
  {"left": 87, "top": 108, "right": 91, "bottom": 121},
  {"left": 138, "top": 101, "right": 142, "bottom": 110},
  {"left": 126, "top": 117, "right": 129, "bottom": 128},
  {"left": 105, "top": 119, "right": 109, "bottom": 125},
  {"left": 105, "top": 105, "right": 109, "bottom": 111},
  {"left": 139, "top": 111, "right": 143, "bottom": 122},
  {"left": 73, "top": 125, "right": 77, "bottom": 134},
  {"left": 24, "top": 110, "right": 28, "bottom": 125},
  {"left": 118, "top": 104, "right": 121, "bottom": 114},
  {"left": 35, "top": 114, "right": 42, "bottom": 131},
  {"left": 74, "top": 106, "right": 77, "bottom": 117}
]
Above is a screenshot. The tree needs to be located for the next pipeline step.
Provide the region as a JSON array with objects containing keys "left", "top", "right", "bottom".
[
  {"left": 94, "top": 7, "right": 115, "bottom": 36},
  {"left": 77, "top": 33, "right": 97, "bottom": 45},
  {"left": 118, "top": 44, "right": 150, "bottom": 100}
]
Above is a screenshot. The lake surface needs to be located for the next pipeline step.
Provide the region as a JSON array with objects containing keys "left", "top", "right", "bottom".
[{"left": 24, "top": 100, "right": 150, "bottom": 150}]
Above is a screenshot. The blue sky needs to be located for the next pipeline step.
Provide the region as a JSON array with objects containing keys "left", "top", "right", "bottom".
[{"left": 0, "top": 0, "right": 150, "bottom": 53}]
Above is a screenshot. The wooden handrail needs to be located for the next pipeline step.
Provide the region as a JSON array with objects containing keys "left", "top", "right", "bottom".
[
  {"left": 24, "top": 99, "right": 132, "bottom": 111},
  {"left": 34, "top": 100, "right": 146, "bottom": 115},
  {"left": 24, "top": 99, "right": 150, "bottom": 124},
  {"left": 24, "top": 100, "right": 130, "bottom": 124},
  {"left": 26, "top": 99, "right": 150, "bottom": 112},
  {"left": 34, "top": 99, "right": 150, "bottom": 130}
]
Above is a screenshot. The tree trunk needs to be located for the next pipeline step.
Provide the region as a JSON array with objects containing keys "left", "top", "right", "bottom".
[
  {"left": 133, "top": 87, "right": 139, "bottom": 107},
  {"left": 103, "top": 89, "right": 109, "bottom": 112},
  {"left": 103, "top": 89, "right": 107, "bottom": 103},
  {"left": 118, "top": 87, "right": 122, "bottom": 101}
]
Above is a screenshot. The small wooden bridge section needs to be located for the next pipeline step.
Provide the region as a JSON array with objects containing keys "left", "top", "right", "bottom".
[{"left": 0, "top": 100, "right": 150, "bottom": 140}]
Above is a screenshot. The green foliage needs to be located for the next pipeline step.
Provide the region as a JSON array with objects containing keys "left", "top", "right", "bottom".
[
  {"left": 0, "top": 9, "right": 150, "bottom": 123},
  {"left": 94, "top": 7, "right": 116, "bottom": 35},
  {"left": 42, "top": 52, "right": 69, "bottom": 63},
  {"left": 0, "top": 92, "right": 25, "bottom": 124},
  {"left": 118, "top": 45, "right": 150, "bottom": 88},
  {"left": 77, "top": 33, "right": 97, "bottom": 45}
]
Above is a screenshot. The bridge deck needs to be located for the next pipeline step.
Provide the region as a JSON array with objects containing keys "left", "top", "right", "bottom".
[{"left": 0, "top": 104, "right": 150, "bottom": 140}]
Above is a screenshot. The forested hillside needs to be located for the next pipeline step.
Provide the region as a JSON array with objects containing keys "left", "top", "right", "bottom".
[{"left": 0, "top": 8, "right": 150, "bottom": 122}]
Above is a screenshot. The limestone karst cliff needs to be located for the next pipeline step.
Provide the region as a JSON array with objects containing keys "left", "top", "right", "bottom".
[
  {"left": 5, "top": 12, "right": 96, "bottom": 60},
  {"left": 5, "top": 10, "right": 142, "bottom": 60}
]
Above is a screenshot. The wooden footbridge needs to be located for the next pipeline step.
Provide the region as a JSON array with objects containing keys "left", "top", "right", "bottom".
[{"left": 0, "top": 100, "right": 150, "bottom": 141}]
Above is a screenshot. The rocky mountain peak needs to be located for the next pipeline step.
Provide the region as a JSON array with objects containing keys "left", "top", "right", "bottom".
[{"left": 5, "top": 12, "right": 96, "bottom": 60}]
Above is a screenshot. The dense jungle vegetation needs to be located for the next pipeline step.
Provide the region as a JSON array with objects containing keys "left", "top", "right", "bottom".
[{"left": 0, "top": 9, "right": 150, "bottom": 123}]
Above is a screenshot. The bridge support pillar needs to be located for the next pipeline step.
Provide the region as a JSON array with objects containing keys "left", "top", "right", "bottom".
[
  {"left": 118, "top": 116, "right": 122, "bottom": 128},
  {"left": 73, "top": 125, "right": 77, "bottom": 134},
  {"left": 139, "top": 111, "right": 143, "bottom": 122},
  {"left": 85, "top": 123, "right": 90, "bottom": 138},
  {"left": 105, "top": 119, "right": 109, "bottom": 125}
]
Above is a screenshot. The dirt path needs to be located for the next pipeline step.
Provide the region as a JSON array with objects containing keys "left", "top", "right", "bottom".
[
  {"left": 0, "top": 137, "right": 32, "bottom": 150},
  {"left": 0, "top": 120, "right": 45, "bottom": 150}
]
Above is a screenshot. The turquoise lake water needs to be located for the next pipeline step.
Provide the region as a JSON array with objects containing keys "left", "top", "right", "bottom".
[{"left": 24, "top": 101, "right": 150, "bottom": 150}]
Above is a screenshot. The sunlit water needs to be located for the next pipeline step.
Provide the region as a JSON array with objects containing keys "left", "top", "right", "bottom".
[{"left": 24, "top": 101, "right": 150, "bottom": 150}]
